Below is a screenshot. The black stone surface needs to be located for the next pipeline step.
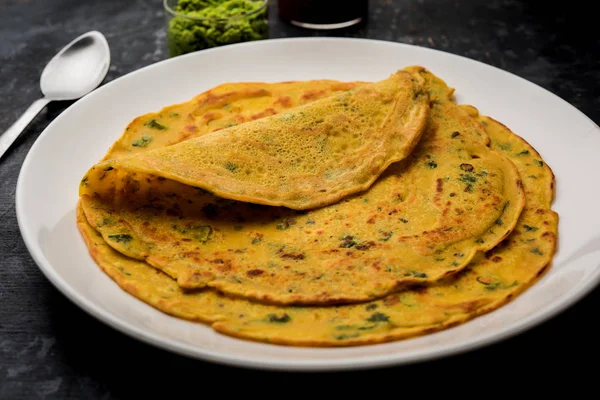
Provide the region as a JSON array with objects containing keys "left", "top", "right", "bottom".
[{"left": 1, "top": 0, "right": 598, "bottom": 397}]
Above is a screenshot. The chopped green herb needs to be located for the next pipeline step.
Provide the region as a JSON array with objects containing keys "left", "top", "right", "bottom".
[
  {"left": 145, "top": 119, "right": 167, "bottom": 130},
  {"left": 335, "top": 333, "right": 359, "bottom": 340},
  {"left": 108, "top": 234, "right": 133, "bottom": 244},
  {"left": 268, "top": 313, "right": 291, "bottom": 323},
  {"left": 516, "top": 150, "right": 530, "bottom": 156},
  {"left": 531, "top": 248, "right": 544, "bottom": 255},
  {"left": 477, "top": 276, "right": 500, "bottom": 289},
  {"left": 451, "top": 131, "right": 460, "bottom": 138},
  {"left": 100, "top": 217, "right": 115, "bottom": 227},
  {"left": 192, "top": 225, "right": 213, "bottom": 242},
  {"left": 378, "top": 230, "right": 393, "bottom": 241},
  {"left": 404, "top": 270, "right": 427, "bottom": 278},
  {"left": 534, "top": 159, "right": 544, "bottom": 167},
  {"left": 427, "top": 160, "right": 437, "bottom": 169},
  {"left": 339, "top": 235, "right": 357, "bottom": 248},
  {"left": 460, "top": 174, "right": 477, "bottom": 183},
  {"left": 366, "top": 304, "right": 378, "bottom": 311},
  {"left": 132, "top": 136, "right": 152, "bottom": 147},
  {"left": 357, "top": 325, "right": 377, "bottom": 331},
  {"left": 173, "top": 224, "right": 213, "bottom": 242},
  {"left": 523, "top": 225, "right": 538, "bottom": 232},
  {"left": 224, "top": 162, "right": 238, "bottom": 173},
  {"left": 475, "top": 238, "right": 484, "bottom": 244},
  {"left": 335, "top": 325, "right": 353, "bottom": 331},
  {"left": 499, "top": 143, "right": 511, "bottom": 151},
  {"left": 366, "top": 312, "right": 389, "bottom": 322},
  {"left": 495, "top": 219, "right": 503, "bottom": 225},
  {"left": 399, "top": 218, "right": 408, "bottom": 223},
  {"left": 276, "top": 218, "right": 296, "bottom": 230}
]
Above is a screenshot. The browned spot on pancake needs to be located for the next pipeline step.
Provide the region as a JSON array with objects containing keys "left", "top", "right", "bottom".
[
  {"left": 491, "top": 256, "right": 502, "bottom": 262},
  {"left": 250, "top": 108, "right": 277, "bottom": 121},
  {"left": 355, "top": 241, "right": 376, "bottom": 250},
  {"left": 536, "top": 264, "right": 550, "bottom": 277},
  {"left": 198, "top": 88, "right": 270, "bottom": 107},
  {"left": 542, "top": 231, "right": 555, "bottom": 238},
  {"left": 446, "top": 300, "right": 483, "bottom": 312},
  {"left": 302, "top": 89, "right": 326, "bottom": 100},
  {"left": 274, "top": 96, "right": 292, "bottom": 107},
  {"left": 185, "top": 125, "right": 198, "bottom": 133},
  {"left": 536, "top": 209, "right": 545, "bottom": 214},
  {"left": 436, "top": 178, "right": 443, "bottom": 193},
  {"left": 366, "top": 215, "right": 376, "bottom": 224},
  {"left": 278, "top": 249, "right": 305, "bottom": 260},
  {"left": 460, "top": 163, "right": 474, "bottom": 171},
  {"left": 181, "top": 238, "right": 192, "bottom": 242},
  {"left": 384, "top": 295, "right": 399, "bottom": 306},
  {"left": 423, "top": 327, "right": 439, "bottom": 335},
  {"left": 331, "top": 82, "right": 360, "bottom": 91},
  {"left": 446, "top": 320, "right": 462, "bottom": 329},
  {"left": 246, "top": 269, "right": 264, "bottom": 277},
  {"left": 211, "top": 259, "right": 224, "bottom": 264},
  {"left": 323, "top": 249, "right": 340, "bottom": 254}
]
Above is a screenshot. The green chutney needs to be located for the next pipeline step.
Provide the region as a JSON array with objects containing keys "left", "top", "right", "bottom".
[{"left": 166, "top": 0, "right": 269, "bottom": 57}]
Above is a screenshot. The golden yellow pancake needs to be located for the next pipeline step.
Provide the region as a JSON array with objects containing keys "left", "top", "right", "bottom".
[
  {"left": 103, "top": 80, "right": 363, "bottom": 160},
  {"left": 79, "top": 68, "right": 525, "bottom": 305},
  {"left": 81, "top": 70, "right": 430, "bottom": 210},
  {"left": 75, "top": 105, "right": 556, "bottom": 346}
]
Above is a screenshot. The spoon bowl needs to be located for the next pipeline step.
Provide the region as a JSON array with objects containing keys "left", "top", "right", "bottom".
[
  {"left": 0, "top": 31, "right": 111, "bottom": 160},
  {"left": 41, "top": 31, "right": 111, "bottom": 101}
]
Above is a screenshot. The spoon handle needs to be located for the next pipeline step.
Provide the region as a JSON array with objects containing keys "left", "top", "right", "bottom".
[{"left": 0, "top": 98, "right": 51, "bottom": 161}]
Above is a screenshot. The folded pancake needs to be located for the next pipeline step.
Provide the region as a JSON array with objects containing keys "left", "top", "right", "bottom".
[
  {"left": 103, "top": 80, "right": 365, "bottom": 160},
  {"left": 75, "top": 106, "right": 557, "bottom": 346},
  {"left": 80, "top": 70, "right": 430, "bottom": 210},
  {"left": 79, "top": 68, "right": 525, "bottom": 305}
]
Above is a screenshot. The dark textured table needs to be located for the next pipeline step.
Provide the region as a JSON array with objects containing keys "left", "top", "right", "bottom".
[{"left": 1, "top": 0, "right": 599, "bottom": 397}]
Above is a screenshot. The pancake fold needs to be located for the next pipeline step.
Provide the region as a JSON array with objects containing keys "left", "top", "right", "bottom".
[{"left": 81, "top": 70, "right": 430, "bottom": 210}]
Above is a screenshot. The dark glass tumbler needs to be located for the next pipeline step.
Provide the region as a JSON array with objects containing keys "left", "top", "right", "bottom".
[{"left": 278, "top": 0, "right": 368, "bottom": 30}]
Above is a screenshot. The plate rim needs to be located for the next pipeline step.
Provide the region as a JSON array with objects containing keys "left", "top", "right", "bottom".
[{"left": 15, "top": 37, "right": 600, "bottom": 371}]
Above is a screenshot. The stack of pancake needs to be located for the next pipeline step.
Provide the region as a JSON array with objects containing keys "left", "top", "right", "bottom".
[{"left": 76, "top": 67, "right": 557, "bottom": 346}]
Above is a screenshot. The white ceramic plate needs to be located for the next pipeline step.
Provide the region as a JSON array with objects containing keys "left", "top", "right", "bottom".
[{"left": 16, "top": 38, "right": 600, "bottom": 371}]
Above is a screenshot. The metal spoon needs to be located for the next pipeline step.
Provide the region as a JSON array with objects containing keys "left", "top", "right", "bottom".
[{"left": 0, "top": 31, "right": 111, "bottom": 160}]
